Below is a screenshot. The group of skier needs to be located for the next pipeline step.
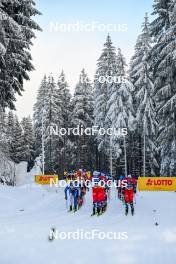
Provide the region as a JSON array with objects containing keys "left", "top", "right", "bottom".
[
  {"left": 65, "top": 181, "right": 87, "bottom": 212},
  {"left": 64, "top": 169, "right": 88, "bottom": 212},
  {"left": 64, "top": 169, "right": 138, "bottom": 216},
  {"left": 91, "top": 171, "right": 111, "bottom": 216}
]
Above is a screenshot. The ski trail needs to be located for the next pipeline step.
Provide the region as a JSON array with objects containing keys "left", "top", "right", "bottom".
[{"left": 0, "top": 185, "right": 176, "bottom": 264}]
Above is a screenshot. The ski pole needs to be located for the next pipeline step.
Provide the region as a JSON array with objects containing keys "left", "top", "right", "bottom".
[
  {"left": 134, "top": 194, "right": 136, "bottom": 204},
  {"left": 65, "top": 198, "right": 68, "bottom": 211}
]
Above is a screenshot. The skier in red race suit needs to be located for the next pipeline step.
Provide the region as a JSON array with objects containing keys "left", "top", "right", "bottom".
[
  {"left": 117, "top": 175, "right": 126, "bottom": 201},
  {"left": 124, "top": 175, "right": 135, "bottom": 215},
  {"left": 92, "top": 180, "right": 106, "bottom": 216},
  {"left": 97, "top": 183, "right": 107, "bottom": 214}
]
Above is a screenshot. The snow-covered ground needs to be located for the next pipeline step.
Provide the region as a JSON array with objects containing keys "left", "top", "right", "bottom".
[{"left": 0, "top": 176, "right": 176, "bottom": 264}]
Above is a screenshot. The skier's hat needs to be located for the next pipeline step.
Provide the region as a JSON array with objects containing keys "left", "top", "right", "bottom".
[{"left": 93, "top": 171, "right": 101, "bottom": 177}]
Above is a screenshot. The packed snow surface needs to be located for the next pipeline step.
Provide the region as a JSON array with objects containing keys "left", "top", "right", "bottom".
[{"left": 0, "top": 175, "right": 176, "bottom": 264}]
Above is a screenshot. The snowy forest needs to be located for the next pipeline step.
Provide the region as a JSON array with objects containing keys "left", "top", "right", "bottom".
[{"left": 0, "top": 0, "right": 176, "bottom": 184}]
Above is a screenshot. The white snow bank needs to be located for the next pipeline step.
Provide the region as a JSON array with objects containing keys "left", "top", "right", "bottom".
[
  {"left": 0, "top": 152, "right": 15, "bottom": 185},
  {"left": 15, "top": 162, "right": 28, "bottom": 185}
]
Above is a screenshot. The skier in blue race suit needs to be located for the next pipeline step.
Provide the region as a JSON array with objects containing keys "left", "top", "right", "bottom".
[
  {"left": 65, "top": 182, "right": 79, "bottom": 212},
  {"left": 72, "top": 182, "right": 79, "bottom": 212}
]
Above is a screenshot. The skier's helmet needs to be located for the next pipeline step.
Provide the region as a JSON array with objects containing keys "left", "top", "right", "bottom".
[
  {"left": 74, "top": 180, "right": 79, "bottom": 187},
  {"left": 127, "top": 174, "right": 132, "bottom": 178},
  {"left": 93, "top": 171, "right": 100, "bottom": 177},
  {"left": 70, "top": 181, "right": 74, "bottom": 188},
  {"left": 119, "top": 175, "right": 124, "bottom": 180}
]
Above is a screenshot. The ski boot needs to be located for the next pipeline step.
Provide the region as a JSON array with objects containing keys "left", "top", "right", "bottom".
[
  {"left": 131, "top": 208, "right": 134, "bottom": 216},
  {"left": 101, "top": 205, "right": 105, "bottom": 214},
  {"left": 74, "top": 205, "right": 78, "bottom": 213},
  {"left": 91, "top": 207, "right": 96, "bottom": 216},
  {"left": 104, "top": 202, "right": 107, "bottom": 212},
  {"left": 97, "top": 207, "right": 101, "bottom": 216}
]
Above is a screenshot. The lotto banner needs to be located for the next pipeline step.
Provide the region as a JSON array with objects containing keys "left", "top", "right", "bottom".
[
  {"left": 138, "top": 177, "right": 176, "bottom": 191},
  {"left": 35, "top": 175, "right": 58, "bottom": 185}
]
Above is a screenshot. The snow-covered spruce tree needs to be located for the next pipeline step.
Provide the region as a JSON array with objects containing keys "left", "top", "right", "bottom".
[
  {"left": 7, "top": 111, "right": 15, "bottom": 138},
  {"left": 45, "top": 75, "right": 64, "bottom": 173},
  {"left": 130, "top": 14, "right": 158, "bottom": 176},
  {"left": 0, "top": 0, "right": 41, "bottom": 109},
  {"left": 94, "top": 34, "right": 117, "bottom": 170},
  {"left": 129, "top": 21, "right": 147, "bottom": 177},
  {"left": 34, "top": 75, "right": 64, "bottom": 173},
  {"left": 0, "top": 109, "right": 16, "bottom": 185},
  {"left": 57, "top": 71, "right": 71, "bottom": 129},
  {"left": 150, "top": 0, "right": 176, "bottom": 176},
  {"left": 71, "top": 69, "right": 94, "bottom": 169},
  {"left": 130, "top": 15, "right": 151, "bottom": 111},
  {"left": 116, "top": 48, "right": 126, "bottom": 76},
  {"left": 33, "top": 75, "right": 48, "bottom": 158},
  {"left": 10, "top": 115, "right": 26, "bottom": 163},
  {"left": 6, "top": 111, "right": 15, "bottom": 159},
  {"left": 150, "top": 0, "right": 171, "bottom": 37},
  {"left": 0, "top": 107, "right": 9, "bottom": 155},
  {"left": 57, "top": 71, "right": 72, "bottom": 172},
  {"left": 106, "top": 48, "right": 135, "bottom": 176},
  {"left": 136, "top": 15, "right": 158, "bottom": 176},
  {"left": 0, "top": 2, "right": 19, "bottom": 108},
  {"left": 21, "top": 116, "right": 35, "bottom": 170},
  {"left": 0, "top": 3, "right": 7, "bottom": 76}
]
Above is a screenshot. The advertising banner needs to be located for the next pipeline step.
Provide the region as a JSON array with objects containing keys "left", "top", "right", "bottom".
[
  {"left": 138, "top": 177, "right": 176, "bottom": 191},
  {"left": 35, "top": 175, "right": 58, "bottom": 185}
]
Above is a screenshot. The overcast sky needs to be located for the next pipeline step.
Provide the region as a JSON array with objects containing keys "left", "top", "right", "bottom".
[{"left": 15, "top": 0, "right": 153, "bottom": 118}]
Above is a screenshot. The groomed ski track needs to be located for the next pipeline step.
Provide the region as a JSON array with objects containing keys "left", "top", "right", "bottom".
[{"left": 0, "top": 173, "right": 176, "bottom": 264}]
